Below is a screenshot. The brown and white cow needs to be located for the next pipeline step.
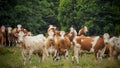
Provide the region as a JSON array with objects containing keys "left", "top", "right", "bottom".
[
  {"left": 78, "top": 26, "right": 88, "bottom": 36},
  {"left": 72, "top": 35, "right": 107, "bottom": 63},
  {"left": 17, "top": 31, "right": 48, "bottom": 65},
  {"left": 67, "top": 27, "right": 77, "bottom": 45},
  {"left": 45, "top": 30, "right": 55, "bottom": 56},
  {"left": 12, "top": 24, "right": 31, "bottom": 46},
  {"left": 53, "top": 31, "right": 71, "bottom": 61},
  {"left": 11, "top": 24, "right": 22, "bottom": 45}
]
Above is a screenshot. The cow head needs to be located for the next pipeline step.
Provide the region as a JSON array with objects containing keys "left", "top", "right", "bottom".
[
  {"left": 1, "top": 25, "right": 6, "bottom": 32},
  {"left": 84, "top": 26, "right": 88, "bottom": 33},
  {"left": 70, "top": 27, "right": 74, "bottom": 32},
  {"left": 48, "top": 30, "right": 54, "bottom": 41},
  {"left": 48, "top": 25, "right": 57, "bottom": 32},
  {"left": 60, "top": 31, "right": 65, "bottom": 40},
  {"left": 8, "top": 27, "right": 12, "bottom": 33},
  {"left": 103, "top": 33, "right": 110, "bottom": 44},
  {"left": 17, "top": 24, "right": 22, "bottom": 31},
  {"left": 18, "top": 31, "right": 25, "bottom": 43}
]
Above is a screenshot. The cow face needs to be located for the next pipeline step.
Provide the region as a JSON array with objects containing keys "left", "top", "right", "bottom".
[
  {"left": 60, "top": 31, "right": 65, "bottom": 40},
  {"left": 18, "top": 31, "right": 25, "bottom": 43},
  {"left": 48, "top": 30, "right": 54, "bottom": 41},
  {"left": 84, "top": 26, "right": 88, "bottom": 33},
  {"left": 8, "top": 27, "right": 12, "bottom": 33},
  {"left": 70, "top": 27, "right": 74, "bottom": 32},
  {"left": 103, "top": 33, "right": 110, "bottom": 44},
  {"left": 17, "top": 24, "right": 22, "bottom": 31}
]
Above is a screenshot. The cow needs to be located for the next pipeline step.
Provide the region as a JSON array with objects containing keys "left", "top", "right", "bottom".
[
  {"left": 0, "top": 25, "right": 6, "bottom": 46},
  {"left": 47, "top": 25, "right": 57, "bottom": 32},
  {"left": 67, "top": 27, "right": 77, "bottom": 45},
  {"left": 104, "top": 33, "right": 120, "bottom": 60},
  {"left": 11, "top": 24, "right": 31, "bottom": 46},
  {"left": 53, "top": 31, "right": 71, "bottom": 61},
  {"left": 72, "top": 35, "right": 107, "bottom": 63},
  {"left": 17, "top": 30, "right": 48, "bottom": 65},
  {"left": 11, "top": 24, "right": 22, "bottom": 45},
  {"left": 7, "top": 27, "right": 13, "bottom": 46},
  {"left": 45, "top": 30, "right": 56, "bottom": 56},
  {"left": 78, "top": 26, "right": 88, "bottom": 36}
]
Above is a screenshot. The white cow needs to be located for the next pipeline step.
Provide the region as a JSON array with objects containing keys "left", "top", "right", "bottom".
[
  {"left": 18, "top": 31, "right": 48, "bottom": 65},
  {"left": 103, "top": 33, "right": 120, "bottom": 60},
  {"left": 108, "top": 36, "right": 120, "bottom": 60}
]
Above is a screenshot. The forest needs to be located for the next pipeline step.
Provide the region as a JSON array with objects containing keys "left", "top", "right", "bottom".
[{"left": 0, "top": 0, "right": 120, "bottom": 35}]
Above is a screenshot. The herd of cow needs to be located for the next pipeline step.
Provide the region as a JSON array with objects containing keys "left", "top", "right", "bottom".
[{"left": 0, "top": 24, "right": 120, "bottom": 65}]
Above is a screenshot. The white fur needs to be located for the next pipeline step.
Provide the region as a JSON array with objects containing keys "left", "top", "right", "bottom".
[
  {"left": 84, "top": 26, "right": 88, "bottom": 33},
  {"left": 17, "top": 24, "right": 22, "bottom": 31},
  {"left": 90, "top": 36, "right": 99, "bottom": 52},
  {"left": 8, "top": 27, "right": 12, "bottom": 33},
  {"left": 20, "top": 34, "right": 48, "bottom": 65},
  {"left": 60, "top": 31, "right": 65, "bottom": 40},
  {"left": 103, "top": 33, "right": 110, "bottom": 43}
]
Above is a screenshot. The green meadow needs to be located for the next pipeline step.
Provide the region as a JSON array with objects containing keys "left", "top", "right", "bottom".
[{"left": 0, "top": 46, "right": 120, "bottom": 68}]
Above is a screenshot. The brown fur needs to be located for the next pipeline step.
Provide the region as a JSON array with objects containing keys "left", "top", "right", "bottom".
[
  {"left": 0, "top": 31, "right": 6, "bottom": 46},
  {"left": 74, "top": 36, "right": 106, "bottom": 59},
  {"left": 76, "top": 36, "right": 93, "bottom": 51},
  {"left": 54, "top": 34, "right": 71, "bottom": 55}
]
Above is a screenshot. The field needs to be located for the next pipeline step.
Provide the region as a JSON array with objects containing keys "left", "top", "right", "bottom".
[{"left": 0, "top": 46, "right": 120, "bottom": 68}]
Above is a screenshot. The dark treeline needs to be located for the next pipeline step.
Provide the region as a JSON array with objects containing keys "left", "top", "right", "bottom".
[{"left": 0, "top": 0, "right": 120, "bottom": 35}]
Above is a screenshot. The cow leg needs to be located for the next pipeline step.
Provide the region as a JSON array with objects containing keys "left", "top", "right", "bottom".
[
  {"left": 72, "top": 46, "right": 79, "bottom": 63},
  {"left": 29, "top": 50, "right": 33, "bottom": 64},
  {"left": 42, "top": 47, "right": 48, "bottom": 62},
  {"left": 97, "top": 46, "right": 106, "bottom": 61},
  {"left": 53, "top": 49, "right": 57, "bottom": 61},
  {"left": 42, "top": 51, "right": 46, "bottom": 62},
  {"left": 21, "top": 50, "right": 27, "bottom": 65},
  {"left": 97, "top": 50, "right": 102, "bottom": 61},
  {"left": 44, "top": 47, "right": 49, "bottom": 57},
  {"left": 65, "top": 49, "right": 68, "bottom": 60}
]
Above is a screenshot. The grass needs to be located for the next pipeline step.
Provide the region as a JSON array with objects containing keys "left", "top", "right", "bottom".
[{"left": 0, "top": 46, "right": 120, "bottom": 68}]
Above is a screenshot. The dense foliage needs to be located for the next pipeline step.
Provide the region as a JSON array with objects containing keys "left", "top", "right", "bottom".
[{"left": 0, "top": 0, "right": 120, "bottom": 35}]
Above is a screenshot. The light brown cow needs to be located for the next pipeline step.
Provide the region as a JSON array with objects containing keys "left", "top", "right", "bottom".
[
  {"left": 72, "top": 35, "right": 106, "bottom": 63},
  {"left": 78, "top": 26, "right": 88, "bottom": 36}
]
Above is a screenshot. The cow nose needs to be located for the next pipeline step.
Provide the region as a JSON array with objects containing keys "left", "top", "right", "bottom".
[
  {"left": 105, "top": 42, "right": 109, "bottom": 45},
  {"left": 50, "top": 39, "right": 53, "bottom": 41}
]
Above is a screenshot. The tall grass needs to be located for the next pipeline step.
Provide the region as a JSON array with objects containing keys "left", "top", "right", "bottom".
[{"left": 0, "top": 46, "right": 120, "bottom": 68}]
